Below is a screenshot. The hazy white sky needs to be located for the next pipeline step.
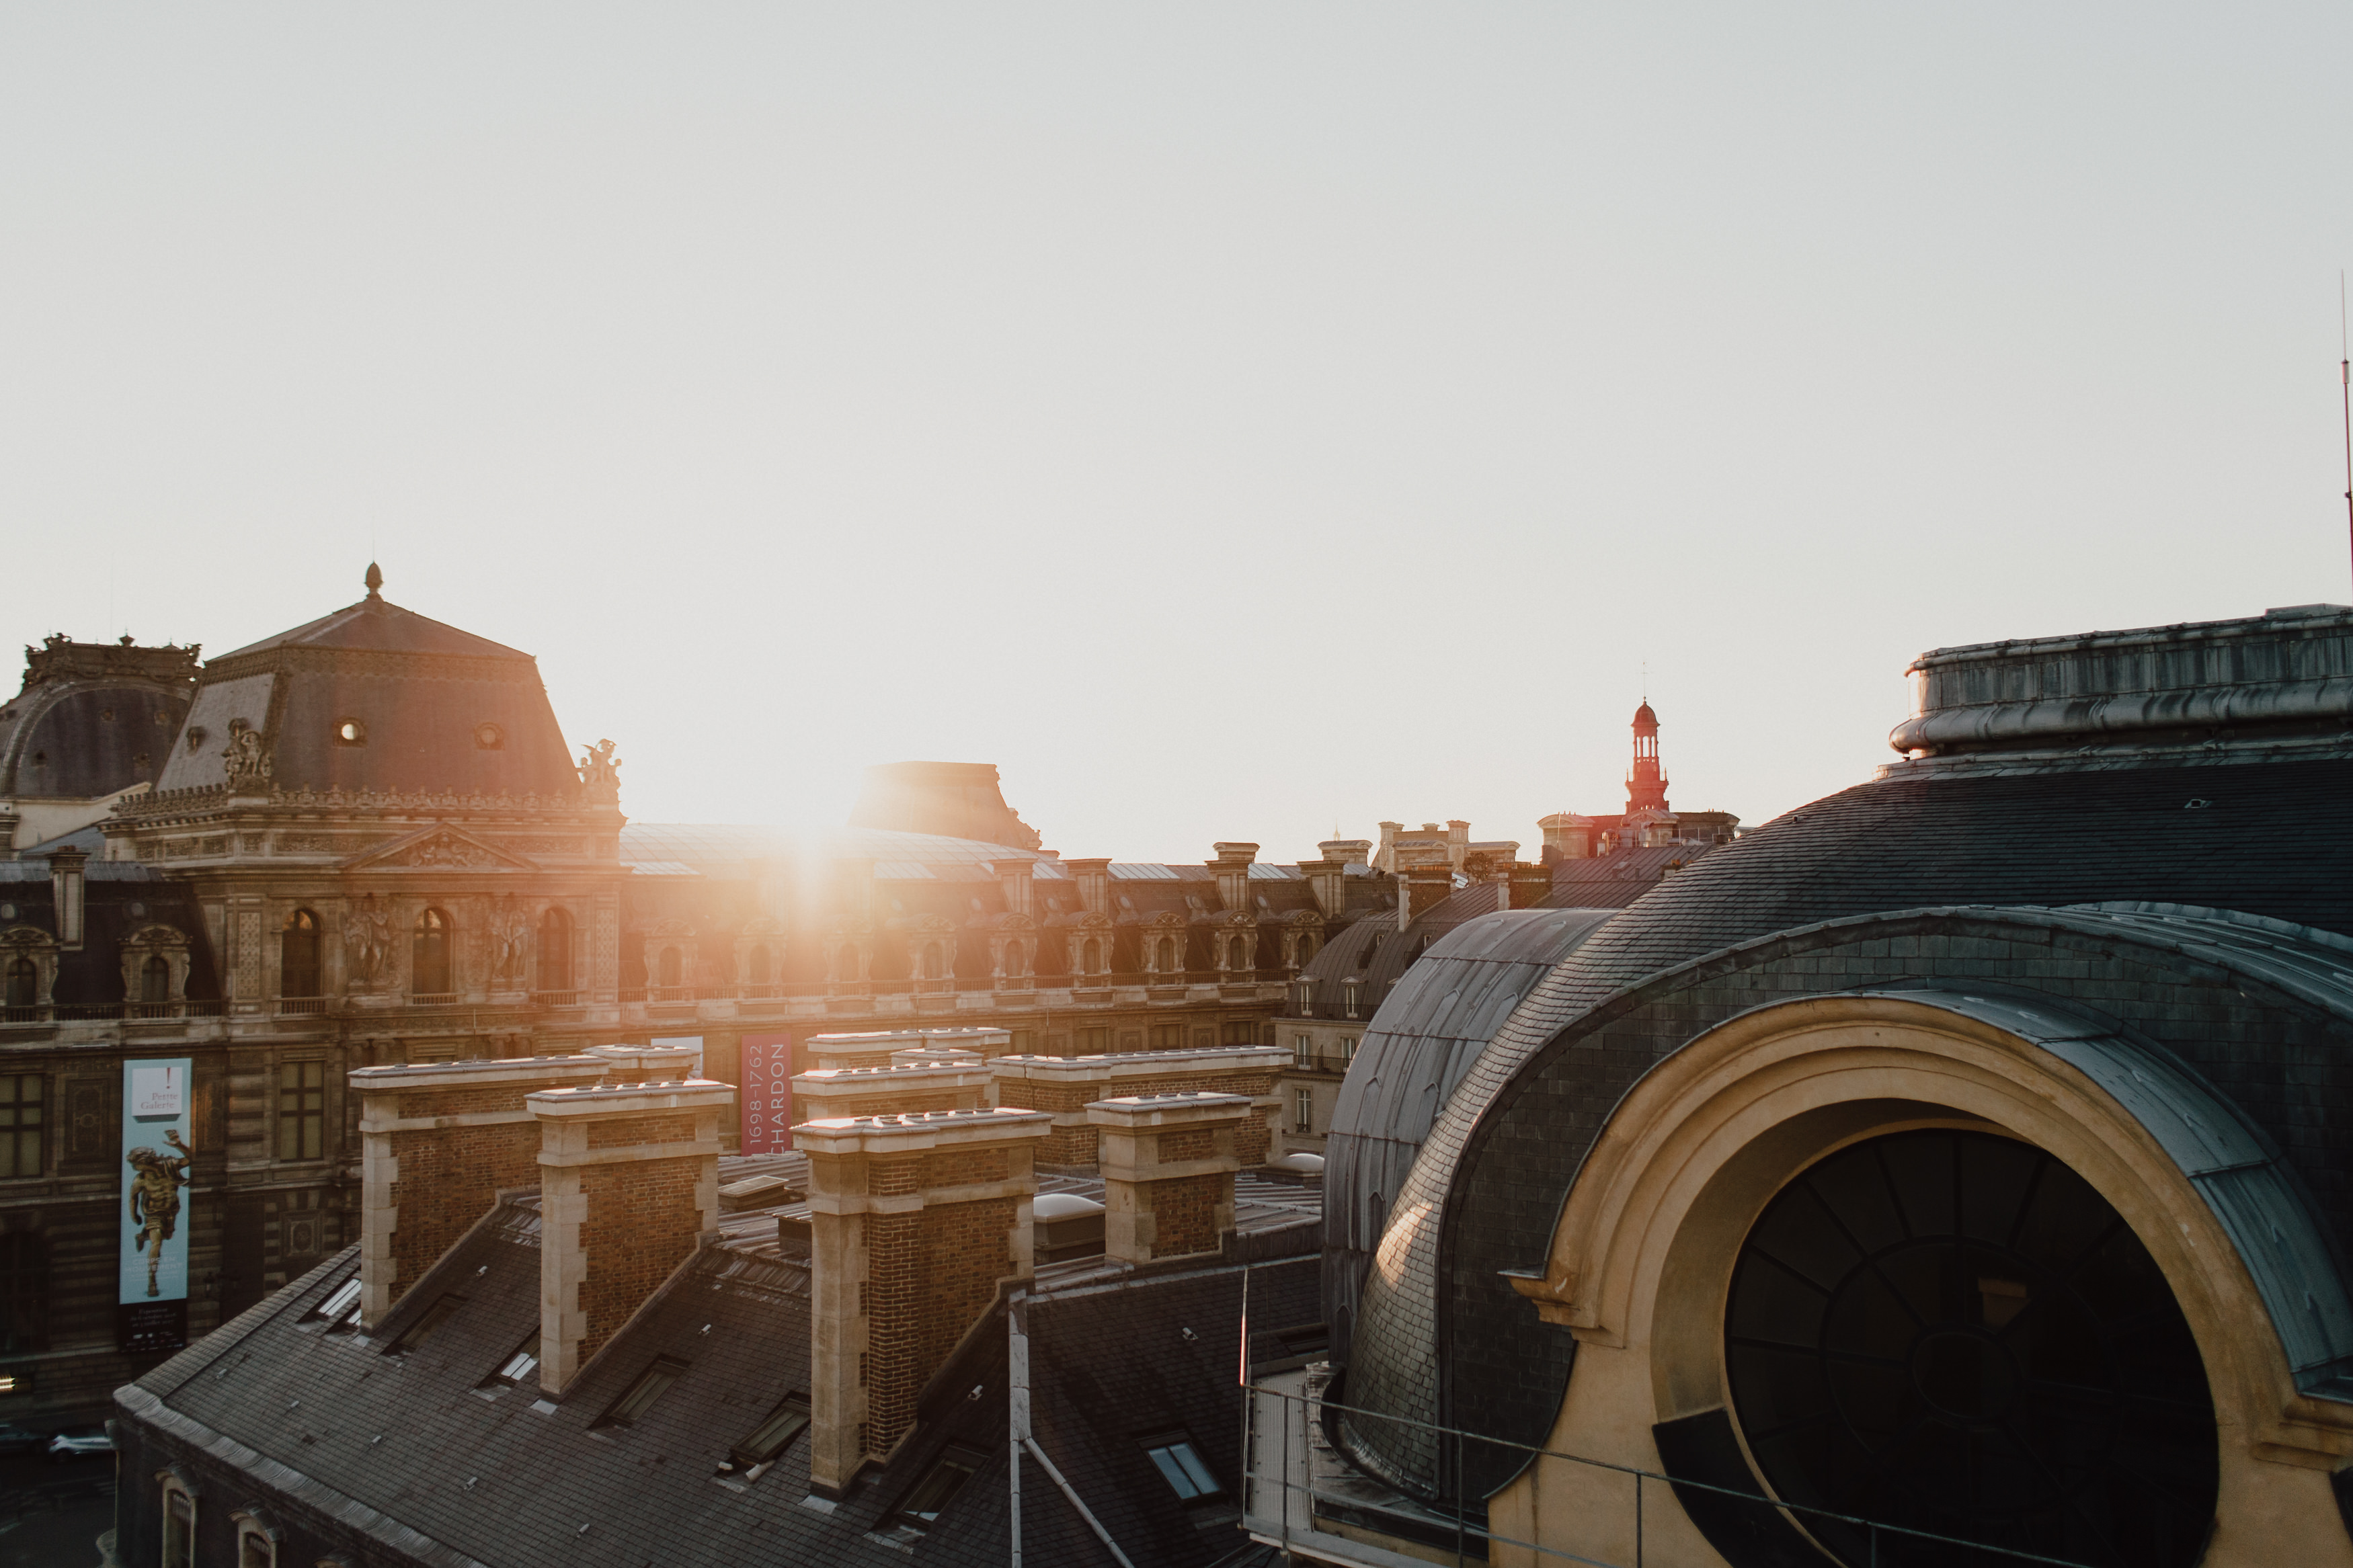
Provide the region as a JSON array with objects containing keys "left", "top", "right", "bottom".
[{"left": 5, "top": 6, "right": 2350, "bottom": 863}]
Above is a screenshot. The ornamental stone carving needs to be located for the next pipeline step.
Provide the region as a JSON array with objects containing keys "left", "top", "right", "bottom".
[
  {"left": 577, "top": 739, "right": 621, "bottom": 802},
  {"left": 342, "top": 895, "right": 393, "bottom": 986},
  {"left": 221, "top": 720, "right": 272, "bottom": 791},
  {"left": 488, "top": 895, "right": 530, "bottom": 983}
]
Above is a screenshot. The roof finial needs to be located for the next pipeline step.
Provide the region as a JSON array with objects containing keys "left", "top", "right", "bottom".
[{"left": 364, "top": 561, "right": 383, "bottom": 600}]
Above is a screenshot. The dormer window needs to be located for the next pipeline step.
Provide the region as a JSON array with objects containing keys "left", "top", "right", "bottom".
[
  {"left": 335, "top": 718, "right": 366, "bottom": 746},
  {"left": 185, "top": 726, "right": 207, "bottom": 753}
]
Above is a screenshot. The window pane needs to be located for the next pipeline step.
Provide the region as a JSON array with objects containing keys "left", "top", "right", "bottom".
[
  {"left": 898, "top": 1456, "right": 975, "bottom": 1522},
  {"left": 733, "top": 1395, "right": 811, "bottom": 1465}
]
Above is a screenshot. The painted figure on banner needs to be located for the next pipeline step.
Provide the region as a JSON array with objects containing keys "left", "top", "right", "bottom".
[{"left": 126, "top": 1129, "right": 193, "bottom": 1299}]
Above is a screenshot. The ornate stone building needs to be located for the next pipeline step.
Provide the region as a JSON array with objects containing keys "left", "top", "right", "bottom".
[{"left": 0, "top": 568, "right": 1398, "bottom": 1425}]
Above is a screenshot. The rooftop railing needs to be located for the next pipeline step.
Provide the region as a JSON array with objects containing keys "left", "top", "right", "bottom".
[{"left": 1242, "top": 1375, "right": 2102, "bottom": 1568}]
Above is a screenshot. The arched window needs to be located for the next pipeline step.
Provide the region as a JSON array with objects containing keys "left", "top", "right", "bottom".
[
  {"left": 3, "top": 959, "right": 32, "bottom": 1009},
  {"left": 920, "top": 942, "right": 941, "bottom": 980},
  {"left": 1297, "top": 935, "right": 1317, "bottom": 965},
  {"left": 280, "top": 909, "right": 320, "bottom": 998},
  {"left": 411, "top": 908, "right": 452, "bottom": 995},
  {"left": 538, "top": 907, "right": 572, "bottom": 992},
  {"left": 1227, "top": 936, "right": 1246, "bottom": 971},
  {"left": 141, "top": 955, "right": 170, "bottom": 1005},
  {"left": 1080, "top": 938, "right": 1101, "bottom": 975},
  {"left": 836, "top": 944, "right": 860, "bottom": 982},
  {"left": 0, "top": 1231, "right": 48, "bottom": 1353},
  {"left": 1003, "top": 942, "right": 1025, "bottom": 978},
  {"left": 747, "top": 944, "right": 772, "bottom": 985},
  {"left": 161, "top": 1477, "right": 196, "bottom": 1568},
  {"left": 1156, "top": 937, "right": 1176, "bottom": 974},
  {"left": 655, "top": 947, "right": 682, "bottom": 989}
]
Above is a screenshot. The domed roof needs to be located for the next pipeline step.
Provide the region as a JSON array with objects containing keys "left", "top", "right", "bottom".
[
  {"left": 0, "top": 636, "right": 197, "bottom": 800},
  {"left": 1337, "top": 604, "right": 2353, "bottom": 1504},
  {"left": 1631, "top": 701, "right": 1658, "bottom": 731},
  {"left": 154, "top": 568, "right": 580, "bottom": 798}
]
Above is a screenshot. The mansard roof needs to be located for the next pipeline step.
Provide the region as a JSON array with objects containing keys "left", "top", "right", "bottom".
[{"left": 0, "top": 635, "right": 196, "bottom": 799}]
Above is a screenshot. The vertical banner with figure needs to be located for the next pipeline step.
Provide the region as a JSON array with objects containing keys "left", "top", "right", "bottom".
[
  {"left": 740, "top": 1032, "right": 795, "bottom": 1155},
  {"left": 119, "top": 1058, "right": 194, "bottom": 1354}
]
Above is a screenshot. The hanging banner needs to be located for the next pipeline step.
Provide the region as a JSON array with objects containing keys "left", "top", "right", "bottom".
[
  {"left": 119, "top": 1058, "right": 193, "bottom": 1354},
  {"left": 649, "top": 1034, "right": 705, "bottom": 1078},
  {"left": 740, "top": 1032, "right": 795, "bottom": 1155}
]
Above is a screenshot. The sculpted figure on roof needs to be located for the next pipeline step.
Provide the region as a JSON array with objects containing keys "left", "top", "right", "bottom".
[{"left": 577, "top": 738, "right": 621, "bottom": 801}]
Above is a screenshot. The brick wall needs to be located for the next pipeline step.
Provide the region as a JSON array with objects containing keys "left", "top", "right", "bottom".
[
  {"left": 1148, "top": 1173, "right": 1220, "bottom": 1257},
  {"left": 387, "top": 1121, "right": 540, "bottom": 1295},
  {"left": 395, "top": 1082, "right": 565, "bottom": 1120},
  {"left": 855, "top": 1196, "right": 1014, "bottom": 1460},
  {"left": 870, "top": 1148, "right": 1010, "bottom": 1196},
  {"left": 1158, "top": 1126, "right": 1215, "bottom": 1161},
  {"left": 577, "top": 1155, "right": 701, "bottom": 1366},
  {"left": 586, "top": 1111, "right": 699, "bottom": 1149}
]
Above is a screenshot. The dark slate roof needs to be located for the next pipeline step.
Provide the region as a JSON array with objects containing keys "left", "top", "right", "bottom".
[
  {"left": 1538, "top": 841, "right": 1720, "bottom": 911},
  {"left": 1339, "top": 751, "right": 2353, "bottom": 1503},
  {"left": 0, "top": 829, "right": 220, "bottom": 1001},
  {"left": 123, "top": 1191, "right": 1318, "bottom": 1568},
  {"left": 155, "top": 592, "right": 580, "bottom": 798},
  {"left": 213, "top": 593, "right": 531, "bottom": 662},
  {"left": 0, "top": 640, "right": 193, "bottom": 798},
  {"left": 1320, "top": 906, "right": 1615, "bottom": 1366}
]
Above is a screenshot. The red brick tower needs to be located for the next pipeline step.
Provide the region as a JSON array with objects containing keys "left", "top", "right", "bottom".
[{"left": 1626, "top": 702, "right": 1670, "bottom": 815}]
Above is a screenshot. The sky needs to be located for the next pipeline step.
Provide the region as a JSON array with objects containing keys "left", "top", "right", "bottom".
[{"left": 4, "top": 6, "right": 2350, "bottom": 864}]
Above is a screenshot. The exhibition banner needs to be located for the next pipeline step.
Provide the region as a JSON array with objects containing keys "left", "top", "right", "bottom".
[
  {"left": 119, "top": 1058, "right": 193, "bottom": 1354},
  {"left": 741, "top": 1033, "right": 794, "bottom": 1155}
]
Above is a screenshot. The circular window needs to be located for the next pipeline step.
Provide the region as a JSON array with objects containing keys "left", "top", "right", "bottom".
[
  {"left": 1724, "top": 1128, "right": 2217, "bottom": 1567},
  {"left": 335, "top": 718, "right": 366, "bottom": 745},
  {"left": 474, "top": 723, "right": 504, "bottom": 750}
]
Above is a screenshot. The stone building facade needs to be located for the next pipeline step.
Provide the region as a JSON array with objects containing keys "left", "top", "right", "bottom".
[{"left": 0, "top": 569, "right": 1396, "bottom": 1426}]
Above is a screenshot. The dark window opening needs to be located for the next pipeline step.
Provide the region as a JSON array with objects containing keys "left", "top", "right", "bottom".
[
  {"left": 538, "top": 908, "right": 572, "bottom": 991},
  {"left": 280, "top": 909, "right": 320, "bottom": 997},
  {"left": 412, "top": 908, "right": 452, "bottom": 994},
  {"left": 141, "top": 954, "right": 170, "bottom": 1005},
  {"left": 0, "top": 1230, "right": 49, "bottom": 1352},
  {"left": 0, "top": 1076, "right": 40, "bottom": 1178},
  {"left": 598, "top": 1354, "right": 689, "bottom": 1428},
  {"left": 3, "top": 960, "right": 34, "bottom": 1009},
  {"left": 278, "top": 1062, "right": 325, "bottom": 1161},
  {"left": 1140, "top": 1433, "right": 1222, "bottom": 1501},
  {"left": 724, "top": 1392, "right": 811, "bottom": 1472},
  {"left": 387, "top": 1294, "right": 465, "bottom": 1354},
  {"left": 893, "top": 1444, "right": 983, "bottom": 1528}
]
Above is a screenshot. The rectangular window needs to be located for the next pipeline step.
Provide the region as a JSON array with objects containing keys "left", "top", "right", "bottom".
[
  {"left": 1293, "top": 1034, "right": 1313, "bottom": 1069},
  {"left": 387, "top": 1294, "right": 464, "bottom": 1354},
  {"left": 1339, "top": 1036, "right": 1357, "bottom": 1065},
  {"left": 484, "top": 1333, "right": 540, "bottom": 1388},
  {"left": 1293, "top": 1089, "right": 1314, "bottom": 1134},
  {"left": 0, "top": 1076, "right": 41, "bottom": 1178},
  {"left": 1007, "top": 1030, "right": 1037, "bottom": 1055},
  {"left": 1078, "top": 1028, "right": 1109, "bottom": 1054},
  {"left": 1141, "top": 1434, "right": 1222, "bottom": 1501},
  {"left": 598, "top": 1354, "right": 689, "bottom": 1428},
  {"left": 277, "top": 1061, "right": 325, "bottom": 1161},
  {"left": 162, "top": 1487, "right": 195, "bottom": 1568},
  {"left": 893, "top": 1444, "right": 983, "bottom": 1528},
  {"left": 1220, "top": 1020, "right": 1258, "bottom": 1047},
  {"left": 728, "top": 1392, "right": 811, "bottom": 1469}
]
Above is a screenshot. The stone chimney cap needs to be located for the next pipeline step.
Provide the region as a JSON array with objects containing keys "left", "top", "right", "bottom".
[
  {"left": 792, "top": 1106, "right": 1052, "bottom": 1153},
  {"left": 1211, "top": 842, "right": 1260, "bottom": 858},
  {"left": 526, "top": 1078, "right": 733, "bottom": 1116},
  {"left": 351, "top": 1055, "right": 608, "bottom": 1091}
]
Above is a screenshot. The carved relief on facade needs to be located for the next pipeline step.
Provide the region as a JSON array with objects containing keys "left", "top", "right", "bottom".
[
  {"left": 234, "top": 907, "right": 262, "bottom": 1001},
  {"left": 487, "top": 895, "right": 530, "bottom": 985},
  {"left": 1140, "top": 911, "right": 1189, "bottom": 982},
  {"left": 221, "top": 719, "right": 273, "bottom": 792},
  {"left": 341, "top": 895, "right": 395, "bottom": 988}
]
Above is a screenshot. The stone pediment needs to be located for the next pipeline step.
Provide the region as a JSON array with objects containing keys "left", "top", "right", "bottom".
[{"left": 340, "top": 823, "right": 538, "bottom": 873}]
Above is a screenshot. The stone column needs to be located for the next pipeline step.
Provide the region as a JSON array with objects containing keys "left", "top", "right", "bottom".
[
  {"left": 530, "top": 1078, "right": 731, "bottom": 1394},
  {"left": 1088, "top": 1092, "right": 1248, "bottom": 1264},
  {"left": 350, "top": 1055, "right": 610, "bottom": 1329},
  {"left": 797, "top": 1107, "right": 1051, "bottom": 1497}
]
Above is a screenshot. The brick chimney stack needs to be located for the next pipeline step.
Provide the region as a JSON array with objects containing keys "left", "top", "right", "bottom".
[
  {"left": 530, "top": 1077, "right": 731, "bottom": 1394},
  {"left": 1067, "top": 858, "right": 1111, "bottom": 917},
  {"left": 1209, "top": 843, "right": 1258, "bottom": 912},
  {"left": 1504, "top": 863, "right": 1554, "bottom": 911},
  {"left": 797, "top": 1108, "right": 1051, "bottom": 1497},
  {"left": 1401, "top": 862, "right": 1453, "bottom": 930},
  {"left": 350, "top": 1055, "right": 610, "bottom": 1329},
  {"left": 1088, "top": 1093, "right": 1248, "bottom": 1264}
]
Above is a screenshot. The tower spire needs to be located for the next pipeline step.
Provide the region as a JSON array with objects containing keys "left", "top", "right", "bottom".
[{"left": 364, "top": 561, "right": 384, "bottom": 601}]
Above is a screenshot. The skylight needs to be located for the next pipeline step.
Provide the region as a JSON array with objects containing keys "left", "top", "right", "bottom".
[
  {"left": 483, "top": 1335, "right": 539, "bottom": 1389},
  {"left": 596, "top": 1355, "right": 689, "bottom": 1428},
  {"left": 893, "top": 1444, "right": 983, "bottom": 1528},
  {"left": 1142, "top": 1434, "right": 1222, "bottom": 1501},
  {"left": 309, "top": 1276, "right": 362, "bottom": 1330},
  {"left": 725, "top": 1393, "right": 811, "bottom": 1472}
]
